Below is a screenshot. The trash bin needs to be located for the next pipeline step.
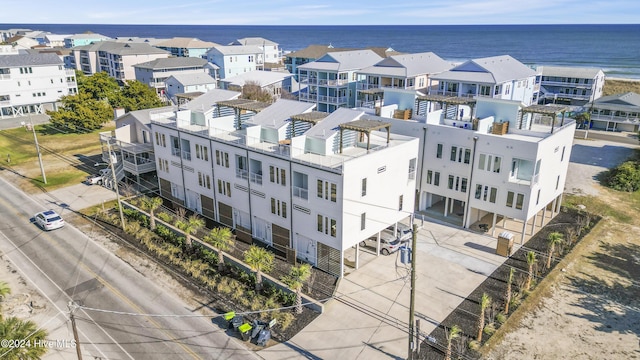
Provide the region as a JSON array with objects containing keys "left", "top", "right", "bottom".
[
  {"left": 256, "top": 329, "right": 271, "bottom": 346},
  {"left": 238, "top": 323, "right": 253, "bottom": 341},
  {"left": 496, "top": 231, "right": 514, "bottom": 257}
]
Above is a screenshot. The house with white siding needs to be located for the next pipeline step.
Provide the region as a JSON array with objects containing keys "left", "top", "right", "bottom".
[
  {"left": 429, "top": 55, "right": 538, "bottom": 106},
  {"left": 298, "top": 49, "right": 383, "bottom": 113},
  {"left": 204, "top": 45, "right": 263, "bottom": 79},
  {"left": 164, "top": 73, "right": 218, "bottom": 103},
  {"left": 133, "top": 57, "right": 209, "bottom": 99},
  {"left": 155, "top": 37, "right": 219, "bottom": 58},
  {"left": 229, "top": 37, "right": 282, "bottom": 65},
  {"left": 356, "top": 52, "right": 452, "bottom": 108},
  {"left": 584, "top": 91, "right": 640, "bottom": 132},
  {"left": 0, "top": 50, "right": 77, "bottom": 118},
  {"left": 535, "top": 65, "right": 605, "bottom": 105},
  {"left": 219, "top": 70, "right": 297, "bottom": 100}
]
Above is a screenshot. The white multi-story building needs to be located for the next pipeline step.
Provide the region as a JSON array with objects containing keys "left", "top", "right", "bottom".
[
  {"left": 362, "top": 88, "right": 575, "bottom": 243},
  {"left": 585, "top": 91, "right": 640, "bottom": 132},
  {"left": 155, "top": 37, "right": 219, "bottom": 58},
  {"left": 534, "top": 65, "right": 605, "bottom": 105},
  {"left": 355, "top": 52, "right": 452, "bottom": 107},
  {"left": 64, "top": 33, "right": 111, "bottom": 48},
  {"left": 429, "top": 55, "right": 538, "bottom": 106},
  {"left": 204, "top": 45, "right": 264, "bottom": 79},
  {"left": 298, "top": 49, "right": 383, "bottom": 113},
  {"left": 228, "top": 37, "right": 282, "bottom": 65},
  {"left": 69, "top": 41, "right": 170, "bottom": 83},
  {"left": 0, "top": 50, "right": 77, "bottom": 118},
  {"left": 149, "top": 96, "right": 419, "bottom": 276},
  {"left": 164, "top": 73, "right": 218, "bottom": 103}
]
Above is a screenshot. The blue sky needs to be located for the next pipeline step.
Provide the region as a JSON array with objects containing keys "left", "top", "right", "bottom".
[{"left": 2, "top": 0, "right": 639, "bottom": 25}]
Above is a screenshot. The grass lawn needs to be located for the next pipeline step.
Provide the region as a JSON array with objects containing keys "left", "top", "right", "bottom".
[{"left": 0, "top": 124, "right": 114, "bottom": 192}]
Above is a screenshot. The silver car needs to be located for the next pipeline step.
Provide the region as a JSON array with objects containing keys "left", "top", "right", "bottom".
[
  {"left": 360, "top": 234, "right": 401, "bottom": 255},
  {"left": 34, "top": 210, "right": 65, "bottom": 231}
]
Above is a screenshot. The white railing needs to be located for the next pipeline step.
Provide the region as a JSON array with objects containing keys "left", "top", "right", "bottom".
[
  {"left": 292, "top": 186, "right": 308, "bottom": 200},
  {"left": 182, "top": 150, "right": 191, "bottom": 161},
  {"left": 249, "top": 172, "right": 262, "bottom": 185},
  {"left": 0, "top": 74, "right": 10, "bottom": 80},
  {"left": 236, "top": 168, "right": 248, "bottom": 180}
]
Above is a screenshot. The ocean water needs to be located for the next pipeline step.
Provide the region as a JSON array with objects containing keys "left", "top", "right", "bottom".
[{"left": 5, "top": 23, "right": 640, "bottom": 78}]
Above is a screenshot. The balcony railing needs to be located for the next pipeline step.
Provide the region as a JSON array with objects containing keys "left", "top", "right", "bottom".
[
  {"left": 149, "top": 81, "right": 166, "bottom": 88},
  {"left": 318, "top": 95, "right": 348, "bottom": 104},
  {"left": 318, "top": 79, "right": 349, "bottom": 86},
  {"left": 171, "top": 147, "right": 181, "bottom": 157},
  {"left": 299, "top": 76, "right": 317, "bottom": 85},
  {"left": 182, "top": 150, "right": 191, "bottom": 161},
  {"left": 236, "top": 168, "right": 248, "bottom": 180},
  {"left": 292, "top": 186, "right": 308, "bottom": 200},
  {"left": 123, "top": 159, "right": 156, "bottom": 174},
  {"left": 249, "top": 172, "right": 262, "bottom": 185},
  {"left": 0, "top": 74, "right": 11, "bottom": 80}
]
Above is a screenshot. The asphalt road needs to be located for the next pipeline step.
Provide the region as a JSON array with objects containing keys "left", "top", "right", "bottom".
[{"left": 0, "top": 176, "right": 257, "bottom": 359}]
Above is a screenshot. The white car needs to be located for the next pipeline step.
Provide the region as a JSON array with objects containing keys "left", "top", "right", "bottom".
[
  {"left": 34, "top": 210, "right": 65, "bottom": 230},
  {"left": 360, "top": 235, "right": 401, "bottom": 255}
]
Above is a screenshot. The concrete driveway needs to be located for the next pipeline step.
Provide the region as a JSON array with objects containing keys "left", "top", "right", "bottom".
[{"left": 258, "top": 221, "right": 509, "bottom": 360}]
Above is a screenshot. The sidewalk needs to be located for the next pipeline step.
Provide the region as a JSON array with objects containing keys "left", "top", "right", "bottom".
[{"left": 257, "top": 222, "right": 509, "bottom": 360}]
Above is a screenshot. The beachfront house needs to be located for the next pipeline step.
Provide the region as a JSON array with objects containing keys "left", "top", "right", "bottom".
[
  {"left": 133, "top": 57, "right": 209, "bottom": 100},
  {"left": 429, "top": 55, "right": 538, "bottom": 106},
  {"left": 355, "top": 52, "right": 452, "bottom": 109},
  {"left": 0, "top": 49, "right": 77, "bottom": 118},
  {"left": 584, "top": 92, "right": 640, "bottom": 132},
  {"left": 298, "top": 49, "right": 383, "bottom": 113},
  {"left": 229, "top": 37, "right": 282, "bottom": 65},
  {"left": 155, "top": 37, "right": 219, "bottom": 58},
  {"left": 535, "top": 65, "right": 605, "bottom": 105},
  {"left": 148, "top": 95, "right": 419, "bottom": 277},
  {"left": 204, "top": 45, "right": 264, "bottom": 79}
]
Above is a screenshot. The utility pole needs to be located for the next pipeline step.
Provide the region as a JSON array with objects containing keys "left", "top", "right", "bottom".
[
  {"left": 29, "top": 115, "right": 47, "bottom": 184},
  {"left": 106, "top": 140, "right": 126, "bottom": 231},
  {"left": 68, "top": 301, "right": 83, "bottom": 360},
  {"left": 408, "top": 222, "right": 418, "bottom": 360}
]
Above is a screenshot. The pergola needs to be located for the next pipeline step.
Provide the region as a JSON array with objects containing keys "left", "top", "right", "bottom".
[
  {"left": 289, "top": 111, "right": 329, "bottom": 137},
  {"left": 338, "top": 119, "right": 391, "bottom": 153},
  {"left": 216, "top": 99, "right": 271, "bottom": 130},
  {"left": 521, "top": 104, "right": 569, "bottom": 133},
  {"left": 416, "top": 94, "right": 477, "bottom": 119}
]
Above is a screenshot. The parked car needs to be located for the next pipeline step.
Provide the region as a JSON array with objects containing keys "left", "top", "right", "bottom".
[
  {"left": 34, "top": 210, "right": 65, "bottom": 231},
  {"left": 84, "top": 168, "right": 111, "bottom": 185},
  {"left": 387, "top": 223, "right": 412, "bottom": 242},
  {"left": 360, "top": 233, "right": 401, "bottom": 255}
]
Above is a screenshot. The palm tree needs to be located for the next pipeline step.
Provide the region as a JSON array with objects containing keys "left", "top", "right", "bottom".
[
  {"left": 546, "top": 231, "right": 564, "bottom": 269},
  {"left": 525, "top": 251, "right": 537, "bottom": 291},
  {"left": 175, "top": 214, "right": 204, "bottom": 250},
  {"left": 141, "top": 196, "right": 163, "bottom": 230},
  {"left": 281, "top": 263, "right": 312, "bottom": 314},
  {"left": 504, "top": 267, "right": 515, "bottom": 315},
  {"left": 445, "top": 324, "right": 461, "bottom": 360},
  {"left": 476, "top": 293, "right": 491, "bottom": 342},
  {"left": 0, "top": 316, "right": 48, "bottom": 359},
  {"left": 204, "top": 227, "right": 234, "bottom": 272},
  {"left": 0, "top": 281, "right": 10, "bottom": 317},
  {"left": 243, "top": 245, "right": 274, "bottom": 291}
]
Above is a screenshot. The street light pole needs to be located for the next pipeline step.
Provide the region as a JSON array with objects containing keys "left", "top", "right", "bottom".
[
  {"left": 408, "top": 222, "right": 418, "bottom": 360},
  {"left": 106, "top": 140, "right": 125, "bottom": 231},
  {"left": 29, "top": 115, "right": 47, "bottom": 184}
]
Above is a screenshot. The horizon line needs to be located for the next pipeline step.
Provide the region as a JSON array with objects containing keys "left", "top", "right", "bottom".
[{"left": 2, "top": 22, "right": 639, "bottom": 27}]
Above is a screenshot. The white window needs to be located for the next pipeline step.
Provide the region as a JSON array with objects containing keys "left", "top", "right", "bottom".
[
  {"left": 269, "top": 165, "right": 286, "bottom": 186},
  {"left": 195, "top": 144, "right": 209, "bottom": 161},
  {"left": 217, "top": 180, "right": 231, "bottom": 197},
  {"left": 317, "top": 214, "right": 337, "bottom": 237},
  {"left": 270, "top": 198, "right": 287, "bottom": 218},
  {"left": 198, "top": 172, "right": 211, "bottom": 189},
  {"left": 215, "top": 150, "right": 229, "bottom": 167},
  {"left": 317, "top": 179, "right": 337, "bottom": 202}
]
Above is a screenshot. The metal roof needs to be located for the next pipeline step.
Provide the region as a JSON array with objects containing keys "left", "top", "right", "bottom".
[
  {"left": 431, "top": 55, "right": 536, "bottom": 84},
  {"left": 539, "top": 65, "right": 604, "bottom": 79},
  {"left": 247, "top": 99, "right": 315, "bottom": 129},
  {"left": 358, "top": 52, "right": 452, "bottom": 78},
  {"left": 133, "top": 57, "right": 207, "bottom": 70},
  {"left": 416, "top": 94, "right": 477, "bottom": 105},
  {"left": 182, "top": 89, "right": 241, "bottom": 111},
  {"left": 298, "top": 49, "right": 382, "bottom": 72},
  {"left": 0, "top": 53, "right": 62, "bottom": 67}
]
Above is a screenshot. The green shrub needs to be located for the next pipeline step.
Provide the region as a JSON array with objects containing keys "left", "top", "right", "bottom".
[
  {"left": 157, "top": 212, "right": 173, "bottom": 223},
  {"left": 604, "top": 161, "right": 640, "bottom": 192},
  {"left": 496, "top": 312, "right": 507, "bottom": 325}
]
